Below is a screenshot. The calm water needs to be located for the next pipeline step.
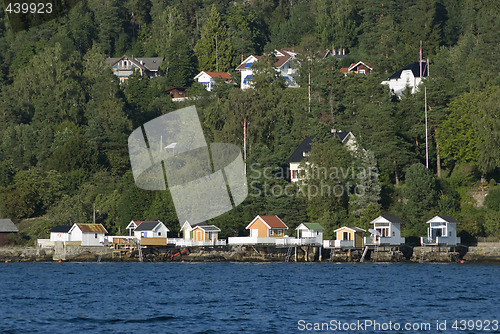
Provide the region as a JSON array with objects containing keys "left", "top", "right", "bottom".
[{"left": 0, "top": 262, "right": 499, "bottom": 333}]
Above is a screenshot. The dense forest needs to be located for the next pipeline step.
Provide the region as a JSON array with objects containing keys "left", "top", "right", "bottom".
[{"left": 0, "top": 0, "right": 499, "bottom": 244}]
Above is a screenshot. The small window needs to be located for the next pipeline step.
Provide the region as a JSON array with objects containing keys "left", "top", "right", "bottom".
[
  {"left": 278, "top": 230, "right": 282, "bottom": 236},
  {"left": 270, "top": 230, "right": 274, "bottom": 236},
  {"left": 94, "top": 233, "right": 97, "bottom": 238},
  {"left": 449, "top": 231, "right": 451, "bottom": 236},
  {"left": 158, "top": 232, "right": 161, "bottom": 236},
  {"left": 392, "top": 232, "right": 395, "bottom": 236}
]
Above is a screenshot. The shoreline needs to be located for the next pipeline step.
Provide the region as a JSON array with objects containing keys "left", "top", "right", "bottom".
[{"left": 1, "top": 243, "right": 500, "bottom": 264}]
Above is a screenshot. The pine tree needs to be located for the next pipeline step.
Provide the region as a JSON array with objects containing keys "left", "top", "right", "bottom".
[{"left": 195, "top": 5, "right": 233, "bottom": 72}]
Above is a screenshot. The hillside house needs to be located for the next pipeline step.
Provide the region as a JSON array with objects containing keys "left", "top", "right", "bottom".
[
  {"left": 287, "top": 130, "right": 358, "bottom": 182},
  {"left": 381, "top": 61, "right": 428, "bottom": 96},
  {"left": 236, "top": 49, "right": 299, "bottom": 89},
  {"left": 340, "top": 61, "right": 373, "bottom": 76},
  {"left": 165, "top": 87, "right": 189, "bottom": 101},
  {"left": 106, "top": 56, "right": 163, "bottom": 83},
  {"left": 194, "top": 71, "right": 232, "bottom": 91}
]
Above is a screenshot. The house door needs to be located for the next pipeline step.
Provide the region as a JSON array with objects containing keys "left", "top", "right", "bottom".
[
  {"left": 251, "top": 229, "right": 259, "bottom": 237},
  {"left": 196, "top": 230, "right": 203, "bottom": 241}
]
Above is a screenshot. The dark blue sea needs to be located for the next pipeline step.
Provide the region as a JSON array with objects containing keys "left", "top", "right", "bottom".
[{"left": 0, "top": 262, "right": 499, "bottom": 334}]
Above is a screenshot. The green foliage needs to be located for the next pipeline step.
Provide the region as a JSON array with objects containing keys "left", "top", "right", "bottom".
[
  {"left": 195, "top": 5, "right": 233, "bottom": 72},
  {"left": 485, "top": 187, "right": 500, "bottom": 211},
  {"left": 402, "top": 163, "right": 439, "bottom": 226}
]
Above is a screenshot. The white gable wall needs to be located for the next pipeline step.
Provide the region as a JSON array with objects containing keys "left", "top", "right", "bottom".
[
  {"left": 50, "top": 232, "right": 70, "bottom": 242},
  {"left": 82, "top": 232, "right": 105, "bottom": 246}
]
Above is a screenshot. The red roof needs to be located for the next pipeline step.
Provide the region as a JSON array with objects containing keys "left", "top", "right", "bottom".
[
  {"left": 259, "top": 215, "right": 288, "bottom": 229},
  {"left": 204, "top": 72, "right": 232, "bottom": 79}
]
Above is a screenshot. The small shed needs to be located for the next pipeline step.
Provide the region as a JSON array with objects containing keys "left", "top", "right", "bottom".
[
  {"left": 246, "top": 215, "right": 288, "bottom": 238},
  {"left": 365, "top": 216, "right": 405, "bottom": 246},
  {"left": 296, "top": 222, "right": 324, "bottom": 244},
  {"left": 192, "top": 225, "right": 221, "bottom": 243},
  {"left": 422, "top": 216, "right": 460, "bottom": 246},
  {"left": 69, "top": 224, "right": 107, "bottom": 246},
  {"left": 49, "top": 225, "right": 72, "bottom": 242},
  {"left": 334, "top": 226, "right": 365, "bottom": 248},
  {"left": 0, "top": 219, "right": 19, "bottom": 246}
]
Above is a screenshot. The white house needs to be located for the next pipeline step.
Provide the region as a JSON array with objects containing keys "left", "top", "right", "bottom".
[
  {"left": 235, "top": 49, "right": 299, "bottom": 89},
  {"left": 48, "top": 225, "right": 72, "bottom": 242},
  {"left": 287, "top": 130, "right": 358, "bottom": 183},
  {"left": 381, "top": 61, "right": 428, "bottom": 96},
  {"left": 193, "top": 71, "right": 232, "bottom": 91},
  {"left": 133, "top": 221, "right": 169, "bottom": 240},
  {"left": 421, "top": 216, "right": 460, "bottom": 246},
  {"left": 296, "top": 222, "right": 324, "bottom": 245},
  {"left": 69, "top": 224, "right": 107, "bottom": 246},
  {"left": 106, "top": 55, "right": 163, "bottom": 83},
  {"left": 126, "top": 220, "right": 160, "bottom": 236},
  {"left": 364, "top": 216, "right": 405, "bottom": 246}
]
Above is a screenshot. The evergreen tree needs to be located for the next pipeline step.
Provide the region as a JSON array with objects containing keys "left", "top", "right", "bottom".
[{"left": 195, "top": 5, "right": 233, "bottom": 72}]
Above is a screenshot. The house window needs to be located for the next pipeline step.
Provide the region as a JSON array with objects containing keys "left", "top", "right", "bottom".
[
  {"left": 449, "top": 231, "right": 452, "bottom": 236},
  {"left": 392, "top": 232, "right": 395, "bottom": 236},
  {"left": 158, "top": 232, "right": 161, "bottom": 236},
  {"left": 270, "top": 230, "right": 274, "bottom": 236},
  {"left": 343, "top": 231, "right": 350, "bottom": 240},
  {"left": 94, "top": 233, "right": 97, "bottom": 238},
  {"left": 359, "top": 69, "right": 366, "bottom": 74},
  {"left": 278, "top": 230, "right": 282, "bottom": 236}
]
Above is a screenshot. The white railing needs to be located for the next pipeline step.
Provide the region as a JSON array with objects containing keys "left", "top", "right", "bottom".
[
  {"left": 175, "top": 239, "right": 227, "bottom": 247},
  {"left": 228, "top": 236, "right": 281, "bottom": 245},
  {"left": 364, "top": 236, "right": 405, "bottom": 246},
  {"left": 37, "top": 239, "right": 54, "bottom": 249},
  {"left": 275, "top": 237, "right": 319, "bottom": 247},
  {"left": 421, "top": 236, "right": 461, "bottom": 246},
  {"left": 334, "top": 240, "right": 355, "bottom": 248}
]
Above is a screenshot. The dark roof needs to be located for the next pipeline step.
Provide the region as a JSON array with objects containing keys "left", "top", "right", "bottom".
[
  {"left": 287, "top": 132, "right": 351, "bottom": 163},
  {"left": 48, "top": 225, "right": 72, "bottom": 233},
  {"left": 388, "top": 61, "right": 428, "bottom": 80},
  {"left": 0, "top": 219, "right": 18, "bottom": 233},
  {"left": 436, "top": 215, "right": 460, "bottom": 224},
  {"left": 380, "top": 216, "right": 404, "bottom": 225},
  {"left": 134, "top": 221, "right": 162, "bottom": 231}
]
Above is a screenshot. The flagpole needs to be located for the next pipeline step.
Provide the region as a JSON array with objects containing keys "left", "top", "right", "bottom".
[
  {"left": 243, "top": 118, "right": 247, "bottom": 174},
  {"left": 425, "top": 86, "right": 428, "bottom": 169}
]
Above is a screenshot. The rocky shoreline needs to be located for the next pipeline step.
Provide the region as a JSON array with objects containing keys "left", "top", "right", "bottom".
[{"left": 1, "top": 243, "right": 500, "bottom": 263}]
